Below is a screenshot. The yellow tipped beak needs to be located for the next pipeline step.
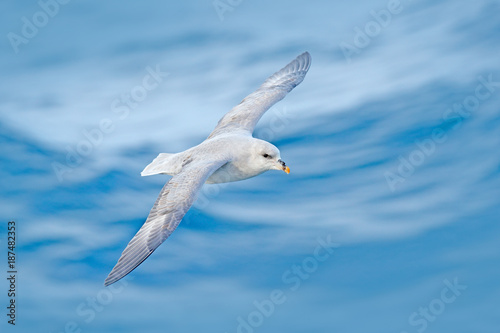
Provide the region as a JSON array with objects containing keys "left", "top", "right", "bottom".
[{"left": 278, "top": 159, "right": 290, "bottom": 174}]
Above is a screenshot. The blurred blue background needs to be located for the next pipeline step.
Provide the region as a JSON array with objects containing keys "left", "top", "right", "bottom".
[{"left": 1, "top": 0, "right": 499, "bottom": 332}]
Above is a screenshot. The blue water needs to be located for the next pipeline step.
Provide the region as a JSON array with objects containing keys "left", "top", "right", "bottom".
[{"left": 1, "top": 0, "right": 499, "bottom": 332}]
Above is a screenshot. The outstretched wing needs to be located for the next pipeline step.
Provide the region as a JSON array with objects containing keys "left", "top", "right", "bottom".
[
  {"left": 104, "top": 159, "right": 228, "bottom": 286},
  {"left": 207, "top": 52, "right": 311, "bottom": 139}
]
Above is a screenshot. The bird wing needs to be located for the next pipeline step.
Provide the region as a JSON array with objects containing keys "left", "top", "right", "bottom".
[
  {"left": 104, "top": 158, "right": 228, "bottom": 286},
  {"left": 207, "top": 52, "right": 311, "bottom": 139}
]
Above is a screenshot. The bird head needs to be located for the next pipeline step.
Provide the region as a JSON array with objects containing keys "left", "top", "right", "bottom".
[{"left": 253, "top": 140, "right": 290, "bottom": 174}]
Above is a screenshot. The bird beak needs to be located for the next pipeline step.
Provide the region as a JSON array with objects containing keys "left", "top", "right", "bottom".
[{"left": 278, "top": 159, "right": 290, "bottom": 174}]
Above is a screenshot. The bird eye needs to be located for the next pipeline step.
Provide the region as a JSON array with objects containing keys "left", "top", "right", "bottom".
[{"left": 262, "top": 153, "right": 271, "bottom": 159}]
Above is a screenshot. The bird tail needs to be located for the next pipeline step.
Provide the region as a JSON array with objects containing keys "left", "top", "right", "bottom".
[{"left": 141, "top": 153, "right": 177, "bottom": 176}]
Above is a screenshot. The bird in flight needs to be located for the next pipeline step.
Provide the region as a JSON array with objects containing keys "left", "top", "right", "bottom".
[{"left": 105, "top": 52, "right": 311, "bottom": 286}]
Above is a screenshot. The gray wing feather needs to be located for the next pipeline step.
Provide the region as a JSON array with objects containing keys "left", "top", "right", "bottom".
[
  {"left": 104, "top": 159, "right": 227, "bottom": 286},
  {"left": 207, "top": 52, "right": 311, "bottom": 139}
]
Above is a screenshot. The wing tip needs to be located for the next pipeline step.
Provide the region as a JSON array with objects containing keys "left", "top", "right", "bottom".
[
  {"left": 103, "top": 277, "right": 114, "bottom": 287},
  {"left": 263, "top": 51, "right": 311, "bottom": 88},
  {"left": 104, "top": 270, "right": 120, "bottom": 286},
  {"left": 104, "top": 266, "right": 125, "bottom": 286},
  {"left": 296, "top": 51, "right": 312, "bottom": 71}
]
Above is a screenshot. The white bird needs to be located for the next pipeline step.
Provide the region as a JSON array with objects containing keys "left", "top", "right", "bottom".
[{"left": 105, "top": 52, "right": 311, "bottom": 286}]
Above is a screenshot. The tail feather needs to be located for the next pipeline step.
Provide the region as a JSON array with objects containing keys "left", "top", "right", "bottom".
[{"left": 141, "top": 153, "right": 176, "bottom": 176}]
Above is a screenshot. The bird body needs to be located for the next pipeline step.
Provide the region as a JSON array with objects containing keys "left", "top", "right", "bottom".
[
  {"left": 142, "top": 134, "right": 283, "bottom": 184},
  {"left": 105, "top": 52, "right": 311, "bottom": 286}
]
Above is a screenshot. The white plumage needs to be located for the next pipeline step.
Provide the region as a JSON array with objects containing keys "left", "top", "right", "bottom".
[{"left": 104, "top": 52, "right": 311, "bottom": 286}]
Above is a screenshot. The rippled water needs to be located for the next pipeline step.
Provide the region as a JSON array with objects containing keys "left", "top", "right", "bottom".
[{"left": 1, "top": 0, "right": 499, "bottom": 332}]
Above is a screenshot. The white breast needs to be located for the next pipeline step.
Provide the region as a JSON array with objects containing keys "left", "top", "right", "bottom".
[{"left": 206, "top": 161, "right": 264, "bottom": 184}]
